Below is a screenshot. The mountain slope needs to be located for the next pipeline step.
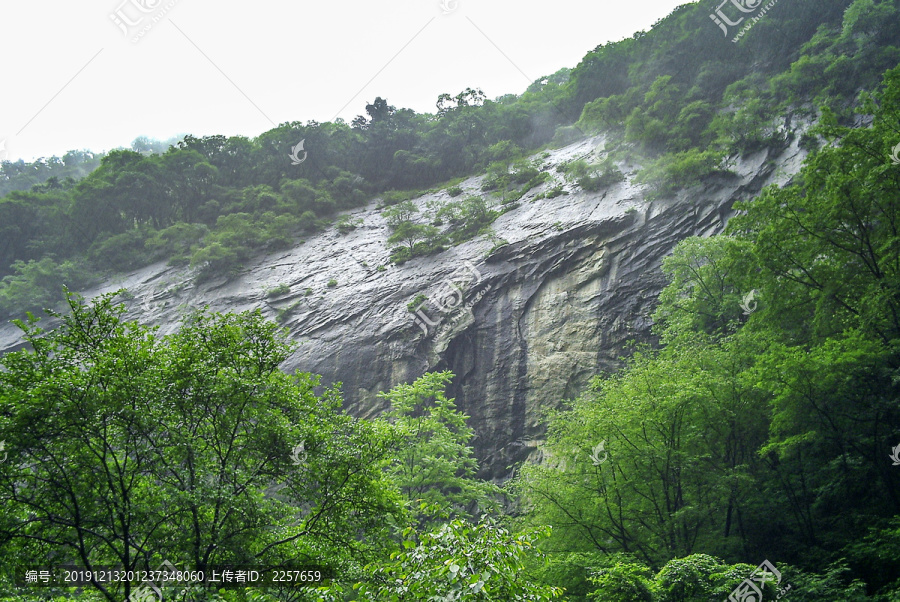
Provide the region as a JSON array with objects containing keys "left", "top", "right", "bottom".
[{"left": 0, "top": 129, "right": 808, "bottom": 478}]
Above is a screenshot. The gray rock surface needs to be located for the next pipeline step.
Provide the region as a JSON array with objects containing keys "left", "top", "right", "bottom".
[{"left": 0, "top": 133, "right": 808, "bottom": 480}]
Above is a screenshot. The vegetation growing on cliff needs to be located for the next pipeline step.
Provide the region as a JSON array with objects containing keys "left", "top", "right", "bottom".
[
  {"left": 2, "top": 0, "right": 900, "bottom": 599},
  {"left": 3, "top": 0, "right": 899, "bottom": 319},
  {"left": 3, "top": 70, "right": 900, "bottom": 595},
  {"left": 513, "top": 64, "right": 900, "bottom": 600}
]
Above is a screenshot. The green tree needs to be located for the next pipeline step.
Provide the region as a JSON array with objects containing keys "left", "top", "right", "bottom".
[
  {"left": 380, "top": 199, "right": 418, "bottom": 227},
  {"left": 587, "top": 557, "right": 655, "bottom": 602},
  {"left": 379, "top": 371, "right": 500, "bottom": 525},
  {"left": 327, "top": 520, "right": 562, "bottom": 601},
  {"left": 161, "top": 148, "right": 219, "bottom": 223},
  {"left": 386, "top": 220, "right": 439, "bottom": 261},
  {"left": 0, "top": 292, "right": 404, "bottom": 600},
  {"left": 514, "top": 335, "right": 769, "bottom": 566},
  {"left": 0, "top": 258, "right": 92, "bottom": 319}
]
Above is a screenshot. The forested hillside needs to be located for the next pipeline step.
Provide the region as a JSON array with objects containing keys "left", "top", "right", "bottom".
[
  {"left": 2, "top": 0, "right": 898, "bottom": 318},
  {"left": 513, "top": 66, "right": 900, "bottom": 598},
  {"left": 2, "top": 0, "right": 900, "bottom": 599}
]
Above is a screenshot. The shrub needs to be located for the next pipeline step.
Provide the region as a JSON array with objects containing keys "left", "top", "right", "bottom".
[
  {"left": 327, "top": 279, "right": 337, "bottom": 288},
  {"left": 190, "top": 241, "right": 245, "bottom": 281},
  {"left": 654, "top": 554, "right": 729, "bottom": 602},
  {"left": 577, "top": 88, "right": 642, "bottom": 133},
  {"left": 486, "top": 238, "right": 510, "bottom": 257},
  {"left": 275, "top": 299, "right": 302, "bottom": 323},
  {"left": 588, "top": 559, "right": 655, "bottom": 602},
  {"left": 87, "top": 227, "right": 153, "bottom": 272},
  {"left": 387, "top": 221, "right": 442, "bottom": 260},
  {"left": 780, "top": 561, "right": 869, "bottom": 601},
  {"left": 799, "top": 130, "right": 821, "bottom": 151},
  {"left": 446, "top": 186, "right": 463, "bottom": 197},
  {"left": 335, "top": 214, "right": 363, "bottom": 234},
  {"left": 339, "top": 520, "right": 563, "bottom": 601},
  {"left": 390, "top": 246, "right": 412, "bottom": 264},
  {"left": 379, "top": 189, "right": 420, "bottom": 208},
  {"left": 437, "top": 195, "right": 498, "bottom": 245},
  {"left": 188, "top": 213, "right": 263, "bottom": 280},
  {"left": 298, "top": 210, "right": 318, "bottom": 231},
  {"left": 259, "top": 211, "right": 299, "bottom": 250},
  {"left": 501, "top": 188, "right": 526, "bottom": 205},
  {"left": 145, "top": 223, "right": 209, "bottom": 266},
  {"left": 635, "top": 149, "right": 731, "bottom": 199},
  {"left": 707, "top": 96, "right": 780, "bottom": 154},
  {"left": 510, "top": 158, "right": 540, "bottom": 185},
  {"left": 538, "top": 184, "right": 567, "bottom": 199},
  {"left": 240, "top": 184, "right": 280, "bottom": 213},
  {"left": 0, "top": 258, "right": 94, "bottom": 319},
  {"left": 565, "top": 157, "right": 624, "bottom": 191},
  {"left": 552, "top": 125, "right": 585, "bottom": 146},
  {"left": 266, "top": 284, "right": 290, "bottom": 298},
  {"left": 507, "top": 171, "right": 552, "bottom": 203},
  {"left": 381, "top": 200, "right": 419, "bottom": 228},
  {"left": 484, "top": 140, "right": 522, "bottom": 165},
  {"left": 279, "top": 178, "right": 318, "bottom": 214},
  {"left": 407, "top": 294, "right": 427, "bottom": 312}
]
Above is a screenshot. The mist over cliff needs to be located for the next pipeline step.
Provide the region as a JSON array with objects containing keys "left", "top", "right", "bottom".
[{"left": 0, "top": 129, "right": 809, "bottom": 478}]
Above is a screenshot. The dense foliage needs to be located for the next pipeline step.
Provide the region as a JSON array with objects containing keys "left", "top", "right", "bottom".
[
  {"left": 4, "top": 0, "right": 900, "bottom": 318},
  {"left": 0, "top": 295, "right": 510, "bottom": 601},
  {"left": 2, "top": 0, "right": 900, "bottom": 599},
  {"left": 513, "top": 65, "right": 900, "bottom": 600}
]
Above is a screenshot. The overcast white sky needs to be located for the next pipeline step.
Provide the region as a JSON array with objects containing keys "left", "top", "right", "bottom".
[{"left": 0, "top": 0, "right": 689, "bottom": 162}]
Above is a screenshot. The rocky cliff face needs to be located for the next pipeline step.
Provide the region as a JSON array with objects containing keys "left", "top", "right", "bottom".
[{"left": 0, "top": 133, "right": 808, "bottom": 480}]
